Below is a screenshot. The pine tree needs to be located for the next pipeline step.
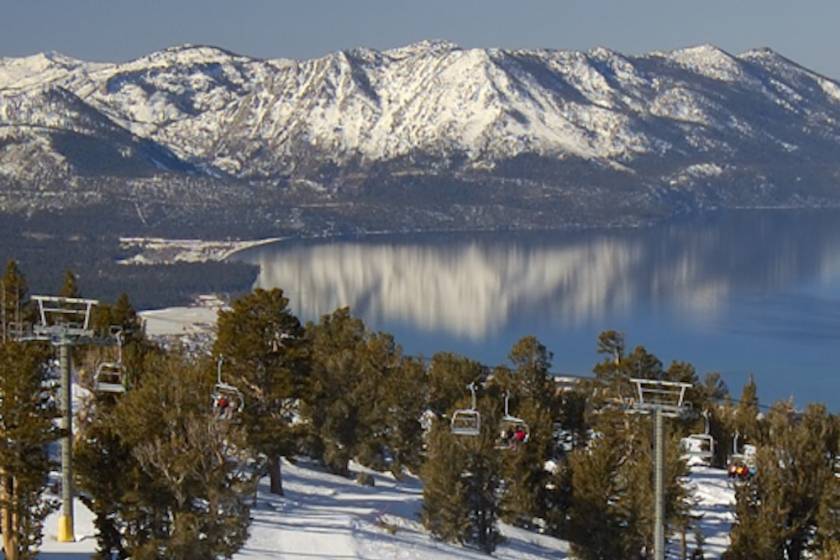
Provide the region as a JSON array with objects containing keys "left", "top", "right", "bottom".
[
  {"left": 75, "top": 294, "right": 155, "bottom": 559},
  {"left": 375, "top": 353, "right": 427, "bottom": 475},
  {"left": 726, "top": 403, "right": 838, "bottom": 560},
  {"left": 108, "top": 353, "right": 254, "bottom": 559},
  {"left": 421, "top": 421, "right": 470, "bottom": 542},
  {"left": 733, "top": 375, "right": 761, "bottom": 445},
  {"left": 303, "top": 307, "right": 367, "bottom": 476},
  {"left": 496, "top": 336, "right": 557, "bottom": 526},
  {"left": 567, "top": 423, "right": 627, "bottom": 560},
  {"left": 0, "top": 341, "right": 60, "bottom": 560},
  {"left": 213, "top": 288, "right": 306, "bottom": 495},
  {"left": 75, "top": 403, "right": 136, "bottom": 559},
  {"left": 421, "top": 394, "right": 502, "bottom": 553},
  {"left": 58, "top": 270, "right": 80, "bottom": 298},
  {"left": 814, "top": 453, "right": 839, "bottom": 559},
  {"left": 427, "top": 352, "right": 487, "bottom": 417},
  {"left": 573, "top": 335, "right": 693, "bottom": 559},
  {"left": 1, "top": 261, "right": 29, "bottom": 342}
]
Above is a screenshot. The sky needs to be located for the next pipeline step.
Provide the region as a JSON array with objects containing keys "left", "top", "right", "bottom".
[{"left": 1, "top": 1, "right": 838, "bottom": 78}]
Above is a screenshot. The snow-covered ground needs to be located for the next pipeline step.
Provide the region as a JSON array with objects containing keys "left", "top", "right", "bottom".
[
  {"left": 236, "top": 459, "right": 570, "bottom": 560},
  {"left": 139, "top": 294, "right": 225, "bottom": 337},
  {"left": 681, "top": 466, "right": 736, "bottom": 558},
  {"left": 31, "top": 459, "right": 736, "bottom": 559},
  {"left": 118, "top": 237, "right": 282, "bottom": 265},
  {"left": 37, "top": 499, "right": 98, "bottom": 560}
]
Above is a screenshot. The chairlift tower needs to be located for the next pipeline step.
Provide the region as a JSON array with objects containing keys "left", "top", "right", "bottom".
[
  {"left": 23, "top": 295, "right": 99, "bottom": 543},
  {"left": 624, "top": 378, "right": 691, "bottom": 560}
]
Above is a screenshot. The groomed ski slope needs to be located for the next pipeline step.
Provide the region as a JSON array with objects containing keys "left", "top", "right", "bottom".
[
  {"left": 32, "top": 459, "right": 735, "bottom": 559},
  {"left": 32, "top": 458, "right": 570, "bottom": 560},
  {"left": 236, "top": 458, "right": 570, "bottom": 559}
]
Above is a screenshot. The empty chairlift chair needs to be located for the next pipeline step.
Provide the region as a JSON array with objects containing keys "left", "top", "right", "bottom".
[
  {"left": 451, "top": 383, "right": 481, "bottom": 436},
  {"left": 94, "top": 330, "right": 126, "bottom": 394},
  {"left": 680, "top": 410, "right": 715, "bottom": 466}
]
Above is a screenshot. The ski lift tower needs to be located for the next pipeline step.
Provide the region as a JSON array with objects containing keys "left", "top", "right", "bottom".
[
  {"left": 25, "top": 295, "right": 99, "bottom": 543},
  {"left": 625, "top": 378, "right": 691, "bottom": 560}
]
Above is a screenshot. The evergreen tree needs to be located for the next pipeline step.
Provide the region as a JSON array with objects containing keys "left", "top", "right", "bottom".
[
  {"left": 0, "top": 341, "right": 60, "bottom": 560},
  {"left": 75, "top": 402, "right": 137, "bottom": 559},
  {"left": 1, "top": 261, "right": 29, "bottom": 342},
  {"left": 58, "top": 270, "right": 80, "bottom": 298},
  {"left": 427, "top": 352, "right": 487, "bottom": 418},
  {"left": 303, "top": 307, "right": 423, "bottom": 476},
  {"left": 374, "top": 353, "right": 427, "bottom": 474},
  {"left": 567, "top": 424, "right": 627, "bottom": 560},
  {"left": 421, "top": 421, "right": 470, "bottom": 543},
  {"left": 214, "top": 288, "right": 306, "bottom": 495},
  {"left": 507, "top": 336, "right": 553, "bottom": 409},
  {"left": 726, "top": 403, "right": 838, "bottom": 560},
  {"left": 499, "top": 399, "right": 554, "bottom": 526},
  {"left": 814, "top": 450, "right": 839, "bottom": 559},
  {"left": 421, "top": 394, "right": 502, "bottom": 553},
  {"left": 75, "top": 295, "right": 155, "bottom": 559},
  {"left": 496, "top": 336, "right": 557, "bottom": 526},
  {"left": 572, "top": 334, "right": 693, "bottom": 559},
  {"left": 109, "top": 353, "right": 254, "bottom": 559},
  {"left": 303, "top": 307, "right": 367, "bottom": 475},
  {"left": 733, "top": 375, "right": 761, "bottom": 445}
]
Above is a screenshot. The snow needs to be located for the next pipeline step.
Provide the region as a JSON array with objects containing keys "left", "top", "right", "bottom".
[
  {"left": 118, "top": 236, "right": 283, "bottom": 265},
  {"left": 679, "top": 466, "right": 736, "bottom": 558},
  {"left": 28, "top": 459, "right": 737, "bottom": 559},
  {"left": 237, "top": 458, "right": 570, "bottom": 560},
  {"left": 5, "top": 40, "right": 840, "bottom": 183},
  {"left": 25, "top": 423, "right": 738, "bottom": 560},
  {"left": 139, "top": 294, "right": 225, "bottom": 336},
  {"left": 36, "top": 499, "right": 98, "bottom": 559}
]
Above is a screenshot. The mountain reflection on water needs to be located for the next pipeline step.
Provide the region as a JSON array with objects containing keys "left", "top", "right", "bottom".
[{"left": 232, "top": 210, "right": 840, "bottom": 409}]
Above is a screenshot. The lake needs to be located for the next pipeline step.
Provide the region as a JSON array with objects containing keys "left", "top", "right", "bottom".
[{"left": 230, "top": 210, "right": 840, "bottom": 410}]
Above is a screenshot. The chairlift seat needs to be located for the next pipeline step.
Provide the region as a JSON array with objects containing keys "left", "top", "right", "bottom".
[
  {"left": 497, "top": 415, "right": 530, "bottom": 448},
  {"left": 681, "top": 434, "right": 715, "bottom": 465},
  {"left": 212, "top": 382, "right": 244, "bottom": 418},
  {"left": 94, "top": 362, "right": 126, "bottom": 393},
  {"left": 451, "top": 409, "right": 481, "bottom": 436}
]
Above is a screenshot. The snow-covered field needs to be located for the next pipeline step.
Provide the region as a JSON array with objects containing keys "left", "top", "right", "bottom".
[
  {"left": 32, "top": 459, "right": 735, "bottom": 559},
  {"left": 118, "top": 237, "right": 282, "bottom": 265},
  {"left": 237, "top": 459, "right": 570, "bottom": 560},
  {"left": 138, "top": 294, "right": 226, "bottom": 338},
  {"left": 681, "top": 466, "right": 736, "bottom": 557}
]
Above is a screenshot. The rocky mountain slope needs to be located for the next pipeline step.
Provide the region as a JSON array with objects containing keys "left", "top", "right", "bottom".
[{"left": 2, "top": 41, "right": 840, "bottom": 236}]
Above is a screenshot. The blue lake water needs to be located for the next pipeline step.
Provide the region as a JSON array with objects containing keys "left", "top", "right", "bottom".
[{"left": 230, "top": 210, "right": 840, "bottom": 410}]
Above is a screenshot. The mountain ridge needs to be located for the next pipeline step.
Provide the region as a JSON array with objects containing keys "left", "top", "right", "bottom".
[{"left": 2, "top": 41, "right": 840, "bottom": 237}]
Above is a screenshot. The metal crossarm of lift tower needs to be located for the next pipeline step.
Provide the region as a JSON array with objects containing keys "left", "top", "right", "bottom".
[
  {"left": 23, "top": 295, "right": 99, "bottom": 343},
  {"left": 626, "top": 378, "right": 692, "bottom": 417}
]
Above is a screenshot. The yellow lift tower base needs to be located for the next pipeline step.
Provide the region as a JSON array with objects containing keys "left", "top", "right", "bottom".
[{"left": 57, "top": 515, "right": 75, "bottom": 542}]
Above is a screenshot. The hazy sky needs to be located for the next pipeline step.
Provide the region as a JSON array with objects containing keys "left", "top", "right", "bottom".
[{"left": 2, "top": 1, "right": 837, "bottom": 77}]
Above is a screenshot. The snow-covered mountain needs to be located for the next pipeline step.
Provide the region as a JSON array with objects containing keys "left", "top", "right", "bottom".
[{"left": 3, "top": 41, "right": 840, "bottom": 234}]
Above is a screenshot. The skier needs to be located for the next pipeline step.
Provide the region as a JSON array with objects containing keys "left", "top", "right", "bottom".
[
  {"left": 215, "top": 395, "right": 231, "bottom": 418},
  {"left": 512, "top": 425, "right": 527, "bottom": 445}
]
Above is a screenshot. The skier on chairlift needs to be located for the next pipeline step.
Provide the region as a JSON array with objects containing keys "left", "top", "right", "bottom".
[
  {"left": 513, "top": 425, "right": 527, "bottom": 445},
  {"left": 214, "top": 395, "right": 231, "bottom": 419}
]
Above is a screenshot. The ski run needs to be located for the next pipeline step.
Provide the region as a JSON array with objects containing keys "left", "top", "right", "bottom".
[{"left": 34, "top": 456, "right": 734, "bottom": 559}]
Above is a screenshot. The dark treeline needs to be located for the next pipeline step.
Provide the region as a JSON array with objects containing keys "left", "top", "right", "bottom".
[
  {"left": 0, "top": 212, "right": 258, "bottom": 310},
  {"left": 0, "top": 260, "right": 837, "bottom": 559}
]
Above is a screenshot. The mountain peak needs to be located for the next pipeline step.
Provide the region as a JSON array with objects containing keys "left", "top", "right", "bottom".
[
  {"left": 386, "top": 39, "right": 461, "bottom": 58},
  {"left": 132, "top": 44, "right": 251, "bottom": 66},
  {"left": 658, "top": 44, "right": 746, "bottom": 81}
]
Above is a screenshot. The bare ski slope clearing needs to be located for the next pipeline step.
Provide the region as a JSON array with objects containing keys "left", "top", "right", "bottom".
[
  {"left": 32, "top": 459, "right": 735, "bottom": 559},
  {"left": 236, "top": 458, "right": 569, "bottom": 559}
]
